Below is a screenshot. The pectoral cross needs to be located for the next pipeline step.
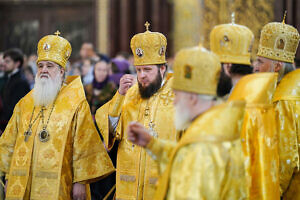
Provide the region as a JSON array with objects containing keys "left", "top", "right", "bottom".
[
  {"left": 145, "top": 107, "right": 150, "bottom": 116},
  {"left": 149, "top": 121, "right": 158, "bottom": 138},
  {"left": 24, "top": 129, "right": 32, "bottom": 142}
]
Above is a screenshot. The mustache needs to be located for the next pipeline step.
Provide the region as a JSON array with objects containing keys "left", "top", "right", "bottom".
[
  {"left": 39, "top": 73, "right": 49, "bottom": 78},
  {"left": 138, "top": 72, "right": 162, "bottom": 99}
]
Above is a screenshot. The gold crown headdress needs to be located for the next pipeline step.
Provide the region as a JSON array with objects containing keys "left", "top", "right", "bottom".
[
  {"left": 257, "top": 11, "right": 300, "bottom": 63},
  {"left": 172, "top": 44, "right": 221, "bottom": 95},
  {"left": 210, "top": 13, "right": 254, "bottom": 65},
  {"left": 130, "top": 22, "right": 167, "bottom": 66},
  {"left": 37, "top": 31, "right": 72, "bottom": 69}
]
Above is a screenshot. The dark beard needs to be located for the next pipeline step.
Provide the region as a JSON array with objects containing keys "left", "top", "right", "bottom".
[
  {"left": 217, "top": 66, "right": 232, "bottom": 97},
  {"left": 138, "top": 72, "right": 162, "bottom": 99}
]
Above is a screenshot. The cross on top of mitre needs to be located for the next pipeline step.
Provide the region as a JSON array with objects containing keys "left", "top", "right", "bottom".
[
  {"left": 282, "top": 10, "right": 287, "bottom": 24},
  {"left": 145, "top": 21, "right": 150, "bottom": 31},
  {"left": 54, "top": 30, "right": 61, "bottom": 36},
  {"left": 231, "top": 12, "right": 235, "bottom": 24}
]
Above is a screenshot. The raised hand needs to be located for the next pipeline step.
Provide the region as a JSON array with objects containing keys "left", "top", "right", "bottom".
[
  {"left": 127, "top": 122, "right": 152, "bottom": 147},
  {"left": 118, "top": 74, "right": 136, "bottom": 95}
]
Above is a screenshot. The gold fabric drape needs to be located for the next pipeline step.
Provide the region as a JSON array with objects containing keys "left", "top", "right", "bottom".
[
  {"left": 273, "top": 69, "right": 300, "bottom": 199},
  {"left": 151, "top": 101, "right": 247, "bottom": 200},
  {"left": 229, "top": 73, "right": 280, "bottom": 200}
]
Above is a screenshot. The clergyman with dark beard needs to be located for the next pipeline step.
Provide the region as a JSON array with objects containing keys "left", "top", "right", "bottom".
[
  {"left": 138, "top": 63, "right": 163, "bottom": 99},
  {"left": 95, "top": 22, "right": 177, "bottom": 200}
]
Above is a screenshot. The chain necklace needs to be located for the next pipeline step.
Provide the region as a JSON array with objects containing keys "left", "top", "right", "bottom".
[
  {"left": 38, "top": 102, "right": 56, "bottom": 143},
  {"left": 146, "top": 79, "right": 168, "bottom": 137},
  {"left": 23, "top": 101, "right": 56, "bottom": 142},
  {"left": 130, "top": 93, "right": 160, "bottom": 149},
  {"left": 146, "top": 93, "right": 160, "bottom": 138},
  {"left": 24, "top": 107, "right": 43, "bottom": 142}
]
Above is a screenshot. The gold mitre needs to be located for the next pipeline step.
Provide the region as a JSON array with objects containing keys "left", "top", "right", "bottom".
[
  {"left": 130, "top": 22, "right": 167, "bottom": 66},
  {"left": 37, "top": 31, "right": 72, "bottom": 69},
  {"left": 172, "top": 45, "right": 221, "bottom": 95},
  {"left": 257, "top": 13, "right": 300, "bottom": 63},
  {"left": 210, "top": 22, "right": 254, "bottom": 65}
]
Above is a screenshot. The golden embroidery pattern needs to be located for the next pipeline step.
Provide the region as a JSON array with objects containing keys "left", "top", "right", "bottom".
[{"left": 38, "top": 102, "right": 56, "bottom": 143}]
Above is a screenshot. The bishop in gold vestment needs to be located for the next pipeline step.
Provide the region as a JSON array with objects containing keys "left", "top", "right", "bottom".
[
  {"left": 210, "top": 20, "right": 254, "bottom": 95},
  {"left": 127, "top": 45, "right": 248, "bottom": 200},
  {"left": 0, "top": 32, "right": 114, "bottom": 200},
  {"left": 273, "top": 69, "right": 300, "bottom": 199},
  {"left": 95, "top": 23, "right": 176, "bottom": 199},
  {"left": 254, "top": 16, "right": 300, "bottom": 199},
  {"left": 229, "top": 73, "right": 280, "bottom": 200},
  {"left": 148, "top": 101, "right": 247, "bottom": 200}
]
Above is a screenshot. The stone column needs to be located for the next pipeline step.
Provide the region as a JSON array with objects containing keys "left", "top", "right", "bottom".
[
  {"left": 96, "top": 0, "right": 109, "bottom": 54},
  {"left": 171, "top": 0, "right": 202, "bottom": 54}
]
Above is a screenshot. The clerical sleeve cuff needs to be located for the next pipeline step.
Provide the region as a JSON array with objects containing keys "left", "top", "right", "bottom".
[
  {"left": 146, "top": 137, "right": 162, "bottom": 160},
  {"left": 77, "top": 181, "right": 88, "bottom": 184},
  {"left": 146, "top": 137, "right": 156, "bottom": 150},
  {"left": 108, "top": 91, "right": 125, "bottom": 117}
]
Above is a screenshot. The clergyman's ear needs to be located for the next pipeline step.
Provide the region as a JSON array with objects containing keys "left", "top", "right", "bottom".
[
  {"left": 274, "top": 61, "right": 283, "bottom": 73},
  {"left": 159, "top": 64, "right": 166, "bottom": 76},
  {"left": 60, "top": 66, "right": 65, "bottom": 74},
  {"left": 190, "top": 93, "right": 199, "bottom": 106},
  {"left": 223, "top": 63, "right": 232, "bottom": 77}
]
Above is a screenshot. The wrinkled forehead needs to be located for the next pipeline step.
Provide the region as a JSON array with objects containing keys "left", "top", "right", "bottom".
[
  {"left": 257, "top": 56, "right": 273, "bottom": 63},
  {"left": 37, "top": 60, "right": 59, "bottom": 67}
]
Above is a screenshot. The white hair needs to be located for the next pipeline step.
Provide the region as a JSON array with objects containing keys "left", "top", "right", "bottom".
[
  {"left": 270, "top": 60, "right": 295, "bottom": 81},
  {"left": 174, "top": 100, "right": 191, "bottom": 131},
  {"left": 33, "top": 71, "right": 62, "bottom": 106},
  {"left": 197, "top": 94, "right": 215, "bottom": 101}
]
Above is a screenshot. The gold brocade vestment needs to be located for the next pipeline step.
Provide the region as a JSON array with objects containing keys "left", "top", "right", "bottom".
[
  {"left": 273, "top": 69, "right": 300, "bottom": 199},
  {"left": 229, "top": 73, "right": 280, "bottom": 200},
  {"left": 95, "top": 77, "right": 176, "bottom": 200},
  {"left": 0, "top": 76, "right": 115, "bottom": 200},
  {"left": 147, "top": 101, "right": 247, "bottom": 200}
]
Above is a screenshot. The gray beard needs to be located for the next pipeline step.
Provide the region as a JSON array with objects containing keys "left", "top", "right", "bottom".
[
  {"left": 32, "top": 73, "right": 62, "bottom": 106},
  {"left": 174, "top": 100, "right": 191, "bottom": 131}
]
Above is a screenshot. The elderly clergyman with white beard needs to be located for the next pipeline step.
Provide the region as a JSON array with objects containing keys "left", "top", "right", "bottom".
[
  {"left": 127, "top": 45, "right": 247, "bottom": 199},
  {"left": 0, "top": 31, "right": 114, "bottom": 200}
]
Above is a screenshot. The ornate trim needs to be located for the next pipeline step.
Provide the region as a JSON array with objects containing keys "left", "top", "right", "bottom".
[{"left": 120, "top": 174, "right": 136, "bottom": 182}]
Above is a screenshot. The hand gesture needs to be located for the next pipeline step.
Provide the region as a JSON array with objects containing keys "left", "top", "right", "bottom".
[
  {"left": 118, "top": 74, "right": 136, "bottom": 95},
  {"left": 127, "top": 122, "right": 152, "bottom": 147}
]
